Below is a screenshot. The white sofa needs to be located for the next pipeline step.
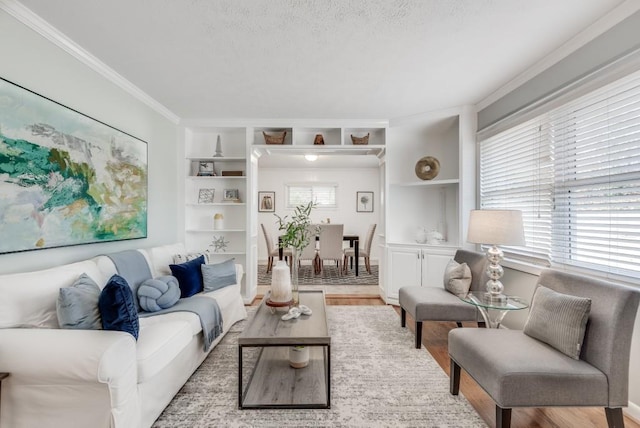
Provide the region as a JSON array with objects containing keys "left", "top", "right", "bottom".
[{"left": 0, "top": 243, "right": 247, "bottom": 428}]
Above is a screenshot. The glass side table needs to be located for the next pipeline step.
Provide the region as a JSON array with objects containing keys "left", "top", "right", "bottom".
[{"left": 459, "top": 291, "right": 529, "bottom": 328}]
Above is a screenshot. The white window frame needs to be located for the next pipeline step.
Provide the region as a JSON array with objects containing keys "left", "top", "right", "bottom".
[{"left": 285, "top": 183, "right": 338, "bottom": 209}]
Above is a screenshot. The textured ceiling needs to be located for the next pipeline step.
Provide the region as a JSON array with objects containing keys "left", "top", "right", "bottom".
[{"left": 16, "top": 0, "right": 627, "bottom": 120}]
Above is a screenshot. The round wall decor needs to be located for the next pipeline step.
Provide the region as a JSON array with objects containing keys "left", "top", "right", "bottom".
[{"left": 415, "top": 156, "right": 440, "bottom": 180}]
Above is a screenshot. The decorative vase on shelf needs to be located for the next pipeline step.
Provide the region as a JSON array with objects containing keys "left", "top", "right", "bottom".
[
  {"left": 289, "top": 345, "right": 309, "bottom": 368},
  {"left": 416, "top": 227, "right": 428, "bottom": 244},
  {"left": 213, "top": 134, "right": 223, "bottom": 157},
  {"left": 214, "top": 213, "right": 224, "bottom": 230},
  {"left": 427, "top": 230, "right": 443, "bottom": 245}
]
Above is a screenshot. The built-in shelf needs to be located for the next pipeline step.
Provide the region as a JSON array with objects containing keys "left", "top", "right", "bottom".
[
  {"left": 392, "top": 178, "right": 459, "bottom": 187},
  {"left": 252, "top": 144, "right": 385, "bottom": 158}
]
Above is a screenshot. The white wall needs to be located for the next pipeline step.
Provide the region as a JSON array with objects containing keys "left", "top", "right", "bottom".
[
  {"left": 500, "top": 266, "right": 640, "bottom": 420},
  {"left": 0, "top": 10, "right": 179, "bottom": 274},
  {"left": 257, "top": 166, "right": 380, "bottom": 263}
]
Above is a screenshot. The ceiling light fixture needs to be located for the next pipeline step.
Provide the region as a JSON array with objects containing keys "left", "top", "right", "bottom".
[{"left": 304, "top": 154, "right": 318, "bottom": 162}]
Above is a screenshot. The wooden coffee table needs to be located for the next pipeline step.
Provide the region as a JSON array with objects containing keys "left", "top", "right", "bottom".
[{"left": 238, "top": 289, "right": 331, "bottom": 409}]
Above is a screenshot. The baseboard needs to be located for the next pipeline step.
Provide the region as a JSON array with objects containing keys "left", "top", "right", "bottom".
[{"left": 626, "top": 400, "right": 640, "bottom": 424}]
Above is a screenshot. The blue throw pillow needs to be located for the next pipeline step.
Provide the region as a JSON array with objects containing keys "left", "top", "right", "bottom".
[
  {"left": 201, "top": 258, "right": 237, "bottom": 292},
  {"left": 170, "top": 255, "right": 205, "bottom": 298},
  {"left": 98, "top": 274, "right": 139, "bottom": 340},
  {"left": 57, "top": 273, "right": 102, "bottom": 330}
]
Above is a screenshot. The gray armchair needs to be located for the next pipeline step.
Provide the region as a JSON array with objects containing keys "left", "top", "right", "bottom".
[
  {"left": 449, "top": 269, "right": 640, "bottom": 428},
  {"left": 399, "top": 249, "right": 488, "bottom": 348}
]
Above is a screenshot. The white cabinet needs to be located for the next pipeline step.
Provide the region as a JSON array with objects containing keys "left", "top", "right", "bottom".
[{"left": 385, "top": 245, "right": 456, "bottom": 304}]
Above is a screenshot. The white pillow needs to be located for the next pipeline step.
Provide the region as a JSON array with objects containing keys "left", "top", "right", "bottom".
[
  {"left": 443, "top": 259, "right": 472, "bottom": 296},
  {"left": 173, "top": 252, "right": 211, "bottom": 265}
]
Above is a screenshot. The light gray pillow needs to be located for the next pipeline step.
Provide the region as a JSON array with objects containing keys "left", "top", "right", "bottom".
[
  {"left": 443, "top": 259, "right": 472, "bottom": 296},
  {"left": 201, "top": 259, "right": 237, "bottom": 292},
  {"left": 523, "top": 285, "right": 591, "bottom": 360},
  {"left": 57, "top": 273, "right": 102, "bottom": 330}
]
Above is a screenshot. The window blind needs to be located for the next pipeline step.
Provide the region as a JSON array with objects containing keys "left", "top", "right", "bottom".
[
  {"left": 479, "top": 117, "right": 553, "bottom": 265},
  {"left": 480, "top": 69, "right": 640, "bottom": 279},
  {"left": 549, "top": 71, "right": 640, "bottom": 278},
  {"left": 286, "top": 184, "right": 337, "bottom": 208}
]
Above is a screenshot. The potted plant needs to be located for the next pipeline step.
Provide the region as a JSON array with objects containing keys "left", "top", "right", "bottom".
[{"left": 274, "top": 200, "right": 317, "bottom": 305}]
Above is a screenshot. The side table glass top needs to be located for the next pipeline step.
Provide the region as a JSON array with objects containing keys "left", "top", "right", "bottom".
[
  {"left": 460, "top": 291, "right": 528, "bottom": 311},
  {"left": 459, "top": 291, "right": 529, "bottom": 328}
]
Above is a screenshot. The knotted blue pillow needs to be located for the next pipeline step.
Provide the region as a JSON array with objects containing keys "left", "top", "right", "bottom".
[{"left": 138, "top": 276, "right": 181, "bottom": 312}]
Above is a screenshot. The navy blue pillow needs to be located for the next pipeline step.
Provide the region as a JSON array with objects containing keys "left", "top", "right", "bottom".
[
  {"left": 98, "top": 274, "right": 139, "bottom": 340},
  {"left": 170, "top": 255, "right": 205, "bottom": 298}
]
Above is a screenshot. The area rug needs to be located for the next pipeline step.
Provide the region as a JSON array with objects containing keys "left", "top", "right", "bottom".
[
  {"left": 152, "top": 306, "right": 486, "bottom": 427},
  {"left": 258, "top": 264, "right": 379, "bottom": 286}
]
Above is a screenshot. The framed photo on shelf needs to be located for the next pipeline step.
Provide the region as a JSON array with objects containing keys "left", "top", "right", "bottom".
[
  {"left": 223, "top": 188, "right": 240, "bottom": 202},
  {"left": 197, "top": 161, "right": 215, "bottom": 176},
  {"left": 258, "top": 191, "right": 275, "bottom": 212},
  {"left": 198, "top": 188, "right": 215, "bottom": 204},
  {"left": 356, "top": 191, "right": 374, "bottom": 212}
]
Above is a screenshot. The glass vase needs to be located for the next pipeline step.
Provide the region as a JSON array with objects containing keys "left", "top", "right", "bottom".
[{"left": 290, "top": 247, "right": 300, "bottom": 307}]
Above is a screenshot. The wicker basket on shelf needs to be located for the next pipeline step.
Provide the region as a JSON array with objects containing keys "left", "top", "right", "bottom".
[
  {"left": 263, "top": 131, "right": 287, "bottom": 145},
  {"left": 350, "top": 133, "right": 370, "bottom": 145}
]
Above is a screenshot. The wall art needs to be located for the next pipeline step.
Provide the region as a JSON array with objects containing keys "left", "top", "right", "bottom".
[
  {"left": 0, "top": 77, "right": 148, "bottom": 254},
  {"left": 356, "top": 191, "right": 374, "bottom": 213},
  {"left": 258, "top": 191, "right": 275, "bottom": 212}
]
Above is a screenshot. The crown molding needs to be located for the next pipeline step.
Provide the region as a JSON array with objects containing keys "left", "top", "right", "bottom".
[
  {"left": 476, "top": 0, "right": 640, "bottom": 111},
  {"left": 0, "top": 0, "right": 180, "bottom": 124}
]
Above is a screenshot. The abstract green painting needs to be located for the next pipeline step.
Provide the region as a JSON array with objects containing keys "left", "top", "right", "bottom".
[{"left": 0, "top": 77, "right": 148, "bottom": 254}]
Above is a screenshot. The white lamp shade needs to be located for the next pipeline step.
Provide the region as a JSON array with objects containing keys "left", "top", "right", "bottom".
[{"left": 467, "top": 209, "right": 525, "bottom": 246}]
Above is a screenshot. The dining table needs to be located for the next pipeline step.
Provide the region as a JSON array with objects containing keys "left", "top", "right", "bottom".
[{"left": 278, "top": 233, "right": 360, "bottom": 276}]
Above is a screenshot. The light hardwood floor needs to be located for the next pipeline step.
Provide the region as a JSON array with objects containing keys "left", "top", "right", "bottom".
[{"left": 256, "top": 294, "right": 640, "bottom": 428}]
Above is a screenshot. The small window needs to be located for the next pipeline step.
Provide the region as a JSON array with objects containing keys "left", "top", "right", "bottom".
[{"left": 286, "top": 183, "right": 337, "bottom": 208}]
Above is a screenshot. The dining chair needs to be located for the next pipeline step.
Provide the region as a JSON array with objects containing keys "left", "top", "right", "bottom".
[
  {"left": 317, "top": 224, "right": 344, "bottom": 276},
  {"left": 298, "top": 224, "right": 320, "bottom": 274},
  {"left": 343, "top": 223, "right": 376, "bottom": 274},
  {"left": 261, "top": 223, "right": 292, "bottom": 273}
]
